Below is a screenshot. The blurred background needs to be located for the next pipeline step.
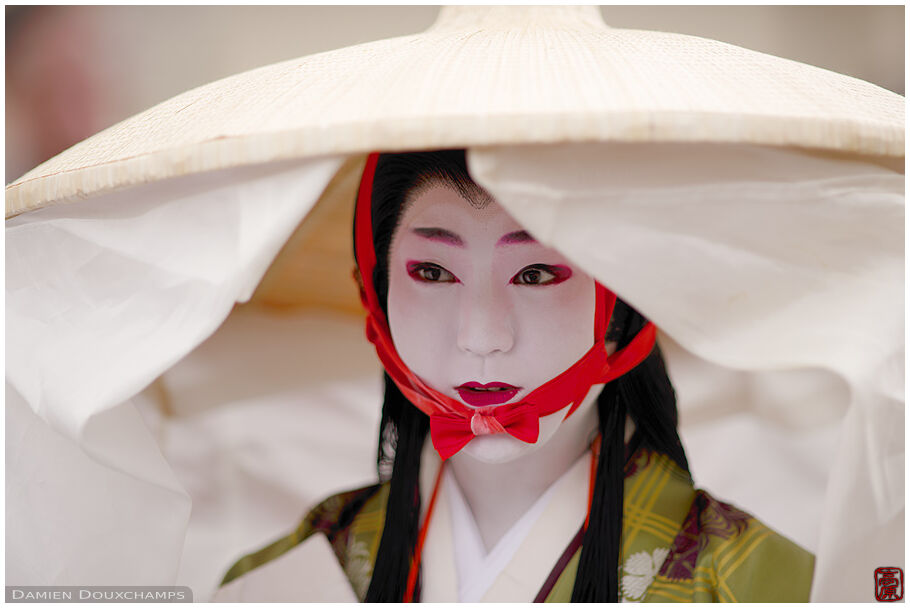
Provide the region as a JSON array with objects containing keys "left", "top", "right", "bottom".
[{"left": 5, "top": 5, "right": 904, "bottom": 183}]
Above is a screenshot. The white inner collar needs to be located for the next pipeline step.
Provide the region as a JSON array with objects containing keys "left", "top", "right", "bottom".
[{"left": 443, "top": 463, "right": 564, "bottom": 603}]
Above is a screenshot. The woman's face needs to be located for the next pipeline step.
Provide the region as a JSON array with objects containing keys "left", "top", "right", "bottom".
[{"left": 387, "top": 181, "right": 598, "bottom": 461}]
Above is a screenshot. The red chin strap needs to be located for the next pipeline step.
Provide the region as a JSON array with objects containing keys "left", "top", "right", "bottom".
[{"left": 354, "top": 152, "right": 657, "bottom": 460}]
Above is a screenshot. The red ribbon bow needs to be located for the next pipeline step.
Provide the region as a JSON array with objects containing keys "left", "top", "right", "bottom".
[{"left": 429, "top": 403, "right": 541, "bottom": 460}]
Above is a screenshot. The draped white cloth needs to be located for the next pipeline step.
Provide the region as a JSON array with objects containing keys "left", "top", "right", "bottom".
[
  {"left": 6, "top": 156, "right": 351, "bottom": 593},
  {"left": 6, "top": 144, "right": 903, "bottom": 601},
  {"left": 469, "top": 143, "right": 904, "bottom": 602}
]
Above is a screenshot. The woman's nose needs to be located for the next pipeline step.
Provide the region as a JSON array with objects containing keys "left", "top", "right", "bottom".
[{"left": 456, "top": 283, "right": 515, "bottom": 356}]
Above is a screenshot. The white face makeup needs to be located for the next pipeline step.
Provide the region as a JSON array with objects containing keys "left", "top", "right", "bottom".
[{"left": 386, "top": 182, "right": 598, "bottom": 463}]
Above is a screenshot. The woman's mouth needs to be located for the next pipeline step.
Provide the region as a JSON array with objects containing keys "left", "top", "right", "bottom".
[{"left": 454, "top": 382, "right": 521, "bottom": 407}]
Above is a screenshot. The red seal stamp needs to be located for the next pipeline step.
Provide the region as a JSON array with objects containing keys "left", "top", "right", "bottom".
[{"left": 875, "top": 567, "right": 903, "bottom": 601}]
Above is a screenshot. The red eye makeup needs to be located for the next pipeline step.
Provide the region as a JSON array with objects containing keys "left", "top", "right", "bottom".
[
  {"left": 406, "top": 261, "right": 459, "bottom": 283},
  {"left": 511, "top": 264, "right": 572, "bottom": 286}
]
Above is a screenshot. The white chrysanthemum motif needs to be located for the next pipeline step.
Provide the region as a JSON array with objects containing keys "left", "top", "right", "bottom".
[
  {"left": 620, "top": 547, "right": 670, "bottom": 602},
  {"left": 346, "top": 539, "right": 373, "bottom": 600}
]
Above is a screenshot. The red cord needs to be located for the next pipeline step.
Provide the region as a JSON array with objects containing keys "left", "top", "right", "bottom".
[
  {"left": 404, "top": 461, "right": 445, "bottom": 603},
  {"left": 584, "top": 435, "right": 601, "bottom": 531}
]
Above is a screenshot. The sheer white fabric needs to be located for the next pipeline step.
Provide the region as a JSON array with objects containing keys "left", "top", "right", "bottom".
[
  {"left": 469, "top": 143, "right": 904, "bottom": 602},
  {"left": 6, "top": 156, "right": 348, "bottom": 594},
  {"left": 5, "top": 144, "right": 902, "bottom": 601}
]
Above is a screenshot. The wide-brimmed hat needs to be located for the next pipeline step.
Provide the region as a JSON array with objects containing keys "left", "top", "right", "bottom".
[{"left": 5, "top": 5, "right": 902, "bottom": 217}]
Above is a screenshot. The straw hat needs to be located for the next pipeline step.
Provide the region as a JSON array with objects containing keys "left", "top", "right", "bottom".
[{"left": 5, "top": 5, "right": 903, "bottom": 219}]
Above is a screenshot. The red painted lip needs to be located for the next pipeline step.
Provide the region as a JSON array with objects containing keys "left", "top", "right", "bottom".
[{"left": 455, "top": 382, "right": 521, "bottom": 407}]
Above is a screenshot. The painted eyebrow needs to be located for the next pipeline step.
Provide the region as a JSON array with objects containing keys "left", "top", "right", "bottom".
[
  {"left": 497, "top": 230, "right": 537, "bottom": 246},
  {"left": 412, "top": 227, "right": 464, "bottom": 247}
]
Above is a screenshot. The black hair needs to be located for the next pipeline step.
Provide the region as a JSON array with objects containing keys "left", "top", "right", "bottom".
[{"left": 359, "top": 150, "right": 688, "bottom": 602}]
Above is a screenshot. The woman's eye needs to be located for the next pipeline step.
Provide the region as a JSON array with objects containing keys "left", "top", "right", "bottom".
[
  {"left": 407, "top": 262, "right": 458, "bottom": 283},
  {"left": 511, "top": 264, "right": 572, "bottom": 286}
]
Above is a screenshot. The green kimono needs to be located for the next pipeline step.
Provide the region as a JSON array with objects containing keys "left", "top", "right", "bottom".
[{"left": 220, "top": 448, "right": 813, "bottom": 602}]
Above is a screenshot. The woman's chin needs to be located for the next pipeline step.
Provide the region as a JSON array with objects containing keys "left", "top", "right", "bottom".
[{"left": 459, "top": 434, "right": 532, "bottom": 464}]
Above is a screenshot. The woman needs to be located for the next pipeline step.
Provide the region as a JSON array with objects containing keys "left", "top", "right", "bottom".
[{"left": 217, "top": 150, "right": 814, "bottom": 602}]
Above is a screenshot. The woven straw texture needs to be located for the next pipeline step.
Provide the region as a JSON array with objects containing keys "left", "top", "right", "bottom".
[{"left": 5, "top": 5, "right": 904, "bottom": 218}]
